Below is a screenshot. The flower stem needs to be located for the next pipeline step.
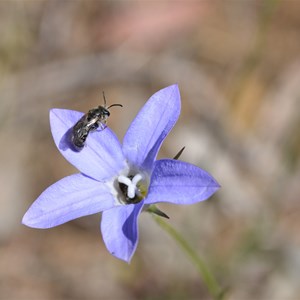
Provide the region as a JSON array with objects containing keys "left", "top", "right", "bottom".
[{"left": 153, "top": 215, "right": 224, "bottom": 300}]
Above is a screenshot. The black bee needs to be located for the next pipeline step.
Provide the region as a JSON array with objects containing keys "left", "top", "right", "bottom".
[{"left": 71, "top": 93, "right": 122, "bottom": 151}]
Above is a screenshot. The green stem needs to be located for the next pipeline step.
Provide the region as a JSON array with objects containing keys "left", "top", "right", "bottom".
[{"left": 153, "top": 216, "right": 224, "bottom": 300}]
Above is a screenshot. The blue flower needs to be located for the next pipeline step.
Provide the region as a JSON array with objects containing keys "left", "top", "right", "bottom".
[{"left": 22, "top": 85, "right": 220, "bottom": 263}]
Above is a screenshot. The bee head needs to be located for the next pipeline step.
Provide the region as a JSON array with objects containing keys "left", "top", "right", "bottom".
[{"left": 101, "top": 107, "right": 110, "bottom": 117}]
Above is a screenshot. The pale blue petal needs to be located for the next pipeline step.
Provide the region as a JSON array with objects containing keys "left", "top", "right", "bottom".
[
  {"left": 146, "top": 159, "right": 220, "bottom": 205},
  {"left": 123, "top": 85, "right": 180, "bottom": 170},
  {"left": 22, "top": 173, "right": 115, "bottom": 228},
  {"left": 101, "top": 201, "right": 144, "bottom": 263},
  {"left": 50, "top": 109, "right": 126, "bottom": 181}
]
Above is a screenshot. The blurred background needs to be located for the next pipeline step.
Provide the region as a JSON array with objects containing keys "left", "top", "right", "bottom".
[{"left": 0, "top": 0, "right": 299, "bottom": 299}]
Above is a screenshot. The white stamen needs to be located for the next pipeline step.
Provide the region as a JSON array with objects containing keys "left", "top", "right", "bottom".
[
  {"left": 132, "top": 174, "right": 143, "bottom": 185},
  {"left": 118, "top": 174, "right": 144, "bottom": 199},
  {"left": 118, "top": 175, "right": 131, "bottom": 186},
  {"left": 127, "top": 185, "right": 135, "bottom": 199}
]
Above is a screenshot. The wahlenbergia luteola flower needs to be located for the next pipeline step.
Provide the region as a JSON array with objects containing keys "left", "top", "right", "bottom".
[{"left": 22, "top": 85, "right": 220, "bottom": 263}]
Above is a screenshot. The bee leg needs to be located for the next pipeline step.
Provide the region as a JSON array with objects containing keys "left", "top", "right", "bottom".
[{"left": 96, "top": 120, "right": 107, "bottom": 131}]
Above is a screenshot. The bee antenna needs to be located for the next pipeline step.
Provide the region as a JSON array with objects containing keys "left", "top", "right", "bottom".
[
  {"left": 107, "top": 103, "right": 123, "bottom": 109},
  {"left": 102, "top": 91, "right": 107, "bottom": 107}
]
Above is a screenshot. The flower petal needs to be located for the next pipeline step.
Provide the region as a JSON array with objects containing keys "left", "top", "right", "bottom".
[
  {"left": 123, "top": 85, "right": 181, "bottom": 170},
  {"left": 146, "top": 159, "right": 220, "bottom": 205},
  {"left": 101, "top": 201, "right": 144, "bottom": 263},
  {"left": 50, "top": 109, "right": 126, "bottom": 181},
  {"left": 22, "top": 173, "right": 116, "bottom": 228}
]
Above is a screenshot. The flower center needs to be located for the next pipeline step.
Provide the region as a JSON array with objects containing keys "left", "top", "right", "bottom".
[{"left": 118, "top": 173, "right": 147, "bottom": 204}]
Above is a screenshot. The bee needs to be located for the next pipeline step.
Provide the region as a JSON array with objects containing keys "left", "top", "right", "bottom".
[{"left": 71, "top": 92, "right": 122, "bottom": 151}]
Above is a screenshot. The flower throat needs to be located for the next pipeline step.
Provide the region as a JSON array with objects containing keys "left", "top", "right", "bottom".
[{"left": 118, "top": 173, "right": 147, "bottom": 204}]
